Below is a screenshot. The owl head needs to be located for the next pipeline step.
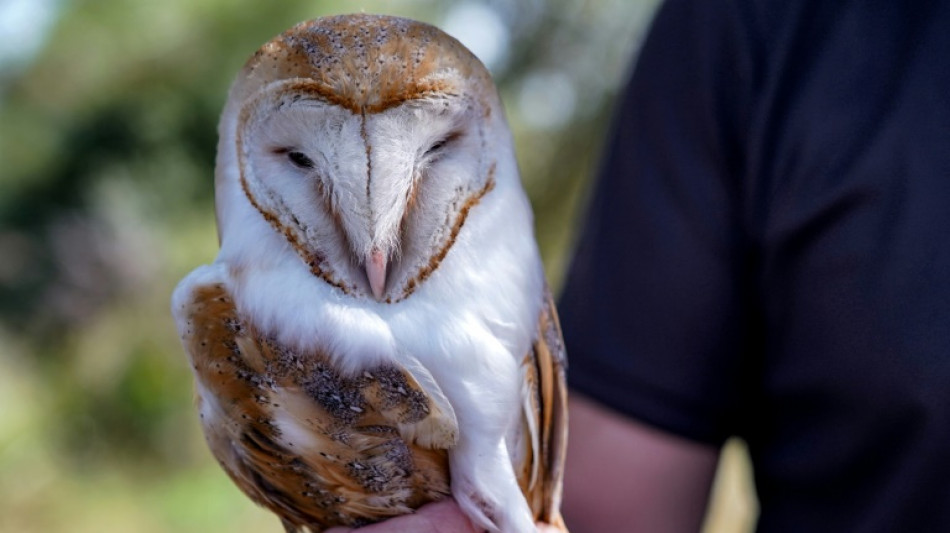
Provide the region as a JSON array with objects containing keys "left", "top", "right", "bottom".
[{"left": 214, "top": 14, "right": 519, "bottom": 303}]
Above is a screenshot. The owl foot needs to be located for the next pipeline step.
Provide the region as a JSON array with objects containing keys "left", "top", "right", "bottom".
[{"left": 452, "top": 472, "right": 536, "bottom": 533}]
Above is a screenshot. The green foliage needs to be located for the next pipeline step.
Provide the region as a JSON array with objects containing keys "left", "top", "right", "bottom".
[{"left": 0, "top": 1, "right": 658, "bottom": 531}]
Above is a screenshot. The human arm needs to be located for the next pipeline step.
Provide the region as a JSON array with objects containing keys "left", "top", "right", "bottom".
[
  {"left": 554, "top": 2, "right": 756, "bottom": 530},
  {"left": 560, "top": 393, "right": 719, "bottom": 533}
]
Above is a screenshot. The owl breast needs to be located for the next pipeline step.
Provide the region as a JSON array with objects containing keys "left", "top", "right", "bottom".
[{"left": 180, "top": 283, "right": 451, "bottom": 530}]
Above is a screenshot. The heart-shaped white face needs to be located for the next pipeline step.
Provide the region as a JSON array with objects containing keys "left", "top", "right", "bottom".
[{"left": 216, "top": 14, "right": 510, "bottom": 302}]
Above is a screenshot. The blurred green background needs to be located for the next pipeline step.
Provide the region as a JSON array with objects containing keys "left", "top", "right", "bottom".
[{"left": 0, "top": 0, "right": 755, "bottom": 531}]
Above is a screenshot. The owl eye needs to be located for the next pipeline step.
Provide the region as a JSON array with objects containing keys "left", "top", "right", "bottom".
[
  {"left": 423, "top": 131, "right": 462, "bottom": 159},
  {"left": 287, "top": 151, "right": 315, "bottom": 169},
  {"left": 425, "top": 139, "right": 447, "bottom": 156},
  {"left": 272, "top": 147, "right": 316, "bottom": 170}
]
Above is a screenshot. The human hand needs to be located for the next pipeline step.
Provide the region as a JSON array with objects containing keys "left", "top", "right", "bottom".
[
  {"left": 324, "top": 499, "right": 478, "bottom": 533},
  {"left": 324, "top": 499, "right": 564, "bottom": 532}
]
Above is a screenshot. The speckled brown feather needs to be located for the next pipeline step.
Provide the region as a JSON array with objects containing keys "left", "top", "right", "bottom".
[
  {"left": 181, "top": 283, "right": 451, "bottom": 531},
  {"left": 180, "top": 282, "right": 568, "bottom": 531},
  {"left": 230, "top": 14, "right": 495, "bottom": 116}
]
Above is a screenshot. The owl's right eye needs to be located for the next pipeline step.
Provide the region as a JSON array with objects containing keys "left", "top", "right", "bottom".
[
  {"left": 273, "top": 147, "right": 315, "bottom": 170},
  {"left": 286, "top": 151, "right": 315, "bottom": 169}
]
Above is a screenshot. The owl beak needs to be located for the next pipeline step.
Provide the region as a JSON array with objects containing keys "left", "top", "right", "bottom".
[{"left": 366, "top": 249, "right": 387, "bottom": 301}]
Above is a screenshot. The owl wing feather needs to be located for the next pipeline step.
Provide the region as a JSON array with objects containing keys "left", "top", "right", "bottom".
[
  {"left": 175, "top": 277, "right": 453, "bottom": 531},
  {"left": 174, "top": 271, "right": 567, "bottom": 531},
  {"left": 519, "top": 286, "right": 569, "bottom": 530}
]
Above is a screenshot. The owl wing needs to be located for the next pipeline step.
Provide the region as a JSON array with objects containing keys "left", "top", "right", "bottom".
[
  {"left": 172, "top": 267, "right": 456, "bottom": 531},
  {"left": 517, "top": 286, "right": 569, "bottom": 530}
]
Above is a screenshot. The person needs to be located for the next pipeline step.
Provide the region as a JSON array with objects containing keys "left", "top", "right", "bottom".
[
  {"left": 558, "top": 0, "right": 950, "bottom": 530},
  {"left": 334, "top": 0, "right": 950, "bottom": 531}
]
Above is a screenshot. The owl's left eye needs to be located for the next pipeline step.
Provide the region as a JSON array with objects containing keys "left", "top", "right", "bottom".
[
  {"left": 425, "top": 139, "right": 447, "bottom": 156},
  {"left": 423, "top": 131, "right": 462, "bottom": 159}
]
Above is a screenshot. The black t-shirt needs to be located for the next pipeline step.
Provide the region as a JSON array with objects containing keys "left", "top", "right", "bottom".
[{"left": 559, "top": 0, "right": 950, "bottom": 530}]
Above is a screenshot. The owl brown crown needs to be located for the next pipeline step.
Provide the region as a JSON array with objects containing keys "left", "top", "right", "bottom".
[{"left": 233, "top": 14, "right": 493, "bottom": 114}]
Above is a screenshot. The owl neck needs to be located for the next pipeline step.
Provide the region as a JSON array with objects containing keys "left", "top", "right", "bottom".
[{"left": 216, "top": 156, "right": 544, "bottom": 375}]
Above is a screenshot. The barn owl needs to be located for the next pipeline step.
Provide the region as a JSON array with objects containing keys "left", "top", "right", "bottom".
[{"left": 172, "top": 14, "right": 567, "bottom": 533}]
